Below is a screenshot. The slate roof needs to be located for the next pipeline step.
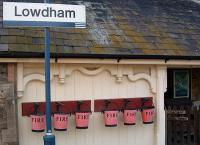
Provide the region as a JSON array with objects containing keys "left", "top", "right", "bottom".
[{"left": 0, "top": 0, "right": 200, "bottom": 59}]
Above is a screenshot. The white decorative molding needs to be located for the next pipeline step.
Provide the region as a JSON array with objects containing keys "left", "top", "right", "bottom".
[
  {"left": 17, "top": 63, "right": 58, "bottom": 97},
  {"left": 164, "top": 70, "right": 167, "bottom": 93},
  {"left": 23, "top": 74, "right": 45, "bottom": 88},
  {"left": 17, "top": 91, "right": 23, "bottom": 98},
  {"left": 155, "top": 66, "right": 167, "bottom": 145},
  {"left": 65, "top": 65, "right": 116, "bottom": 76},
  {"left": 63, "top": 65, "right": 131, "bottom": 83},
  {"left": 150, "top": 66, "right": 157, "bottom": 94},
  {"left": 17, "top": 63, "right": 23, "bottom": 98},
  {"left": 78, "top": 66, "right": 107, "bottom": 76},
  {"left": 150, "top": 66, "right": 156, "bottom": 78},
  {"left": 64, "top": 65, "right": 120, "bottom": 81},
  {"left": 23, "top": 73, "right": 55, "bottom": 88},
  {"left": 63, "top": 65, "right": 157, "bottom": 86},
  {"left": 127, "top": 73, "right": 156, "bottom": 93},
  {"left": 59, "top": 64, "right": 66, "bottom": 84},
  {"left": 18, "top": 64, "right": 158, "bottom": 97},
  {"left": 116, "top": 65, "right": 123, "bottom": 83}
]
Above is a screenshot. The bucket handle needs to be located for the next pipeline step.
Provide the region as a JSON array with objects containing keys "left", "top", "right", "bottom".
[
  {"left": 77, "top": 101, "right": 82, "bottom": 112},
  {"left": 33, "top": 103, "right": 39, "bottom": 115},
  {"left": 56, "top": 102, "right": 63, "bottom": 113},
  {"left": 75, "top": 101, "right": 92, "bottom": 114},
  {"left": 54, "top": 102, "right": 72, "bottom": 116},
  {"left": 105, "top": 100, "right": 111, "bottom": 110},
  {"left": 124, "top": 99, "right": 130, "bottom": 109},
  {"left": 141, "top": 98, "right": 154, "bottom": 111},
  {"left": 102, "top": 100, "right": 111, "bottom": 113}
]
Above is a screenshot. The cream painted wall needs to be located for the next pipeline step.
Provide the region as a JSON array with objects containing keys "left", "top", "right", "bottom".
[{"left": 17, "top": 63, "right": 159, "bottom": 145}]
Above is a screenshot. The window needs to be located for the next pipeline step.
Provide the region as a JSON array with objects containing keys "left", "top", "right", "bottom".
[{"left": 173, "top": 70, "right": 190, "bottom": 98}]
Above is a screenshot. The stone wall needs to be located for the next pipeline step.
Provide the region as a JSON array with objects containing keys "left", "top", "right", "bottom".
[
  {"left": 0, "top": 64, "right": 7, "bottom": 83},
  {"left": 0, "top": 64, "right": 18, "bottom": 145}
]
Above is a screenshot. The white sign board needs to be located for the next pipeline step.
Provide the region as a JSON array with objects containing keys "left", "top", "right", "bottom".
[{"left": 3, "top": 2, "right": 86, "bottom": 28}]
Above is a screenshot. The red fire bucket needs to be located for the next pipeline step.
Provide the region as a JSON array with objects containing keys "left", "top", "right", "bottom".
[
  {"left": 75, "top": 112, "right": 90, "bottom": 129},
  {"left": 31, "top": 114, "right": 45, "bottom": 132},
  {"left": 53, "top": 113, "right": 69, "bottom": 131},
  {"left": 104, "top": 110, "right": 118, "bottom": 127},
  {"left": 123, "top": 109, "right": 137, "bottom": 125},
  {"left": 141, "top": 106, "right": 155, "bottom": 124}
]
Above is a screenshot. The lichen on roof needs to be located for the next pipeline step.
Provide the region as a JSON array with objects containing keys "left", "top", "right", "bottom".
[{"left": 0, "top": 0, "right": 200, "bottom": 57}]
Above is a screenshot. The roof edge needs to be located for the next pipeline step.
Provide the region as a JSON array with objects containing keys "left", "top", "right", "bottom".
[{"left": 0, "top": 51, "right": 200, "bottom": 60}]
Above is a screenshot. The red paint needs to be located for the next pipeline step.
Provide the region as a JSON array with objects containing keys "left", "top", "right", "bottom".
[
  {"left": 123, "top": 109, "right": 137, "bottom": 125},
  {"left": 53, "top": 113, "right": 69, "bottom": 131},
  {"left": 22, "top": 100, "right": 91, "bottom": 116},
  {"left": 141, "top": 107, "right": 155, "bottom": 124},
  {"left": 94, "top": 97, "right": 153, "bottom": 112},
  {"left": 31, "top": 114, "right": 45, "bottom": 132},
  {"left": 104, "top": 111, "right": 118, "bottom": 127},
  {"left": 75, "top": 112, "right": 90, "bottom": 129}
]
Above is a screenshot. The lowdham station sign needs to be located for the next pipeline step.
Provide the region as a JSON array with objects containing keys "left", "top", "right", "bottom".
[
  {"left": 3, "top": 2, "right": 86, "bottom": 28},
  {"left": 3, "top": 2, "right": 86, "bottom": 145}
]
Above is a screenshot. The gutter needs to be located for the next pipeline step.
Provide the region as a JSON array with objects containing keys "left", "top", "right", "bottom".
[{"left": 0, "top": 51, "right": 200, "bottom": 61}]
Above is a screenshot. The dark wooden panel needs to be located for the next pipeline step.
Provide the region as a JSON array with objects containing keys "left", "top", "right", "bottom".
[
  {"left": 22, "top": 100, "right": 91, "bottom": 116},
  {"left": 166, "top": 104, "right": 198, "bottom": 145}
]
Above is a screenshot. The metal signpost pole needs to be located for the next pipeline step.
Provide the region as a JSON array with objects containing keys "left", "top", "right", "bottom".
[
  {"left": 43, "top": 0, "right": 55, "bottom": 144},
  {"left": 3, "top": 2, "right": 85, "bottom": 145}
]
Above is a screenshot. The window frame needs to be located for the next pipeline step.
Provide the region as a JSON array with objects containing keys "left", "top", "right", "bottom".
[{"left": 173, "top": 70, "right": 190, "bottom": 99}]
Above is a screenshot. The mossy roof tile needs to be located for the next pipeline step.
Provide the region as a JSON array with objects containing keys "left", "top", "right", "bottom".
[{"left": 0, "top": 0, "right": 200, "bottom": 58}]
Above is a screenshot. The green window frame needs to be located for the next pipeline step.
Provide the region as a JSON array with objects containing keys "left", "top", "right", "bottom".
[{"left": 173, "top": 70, "right": 190, "bottom": 99}]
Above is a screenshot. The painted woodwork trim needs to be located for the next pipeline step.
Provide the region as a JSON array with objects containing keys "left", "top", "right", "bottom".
[{"left": 17, "top": 63, "right": 157, "bottom": 97}]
